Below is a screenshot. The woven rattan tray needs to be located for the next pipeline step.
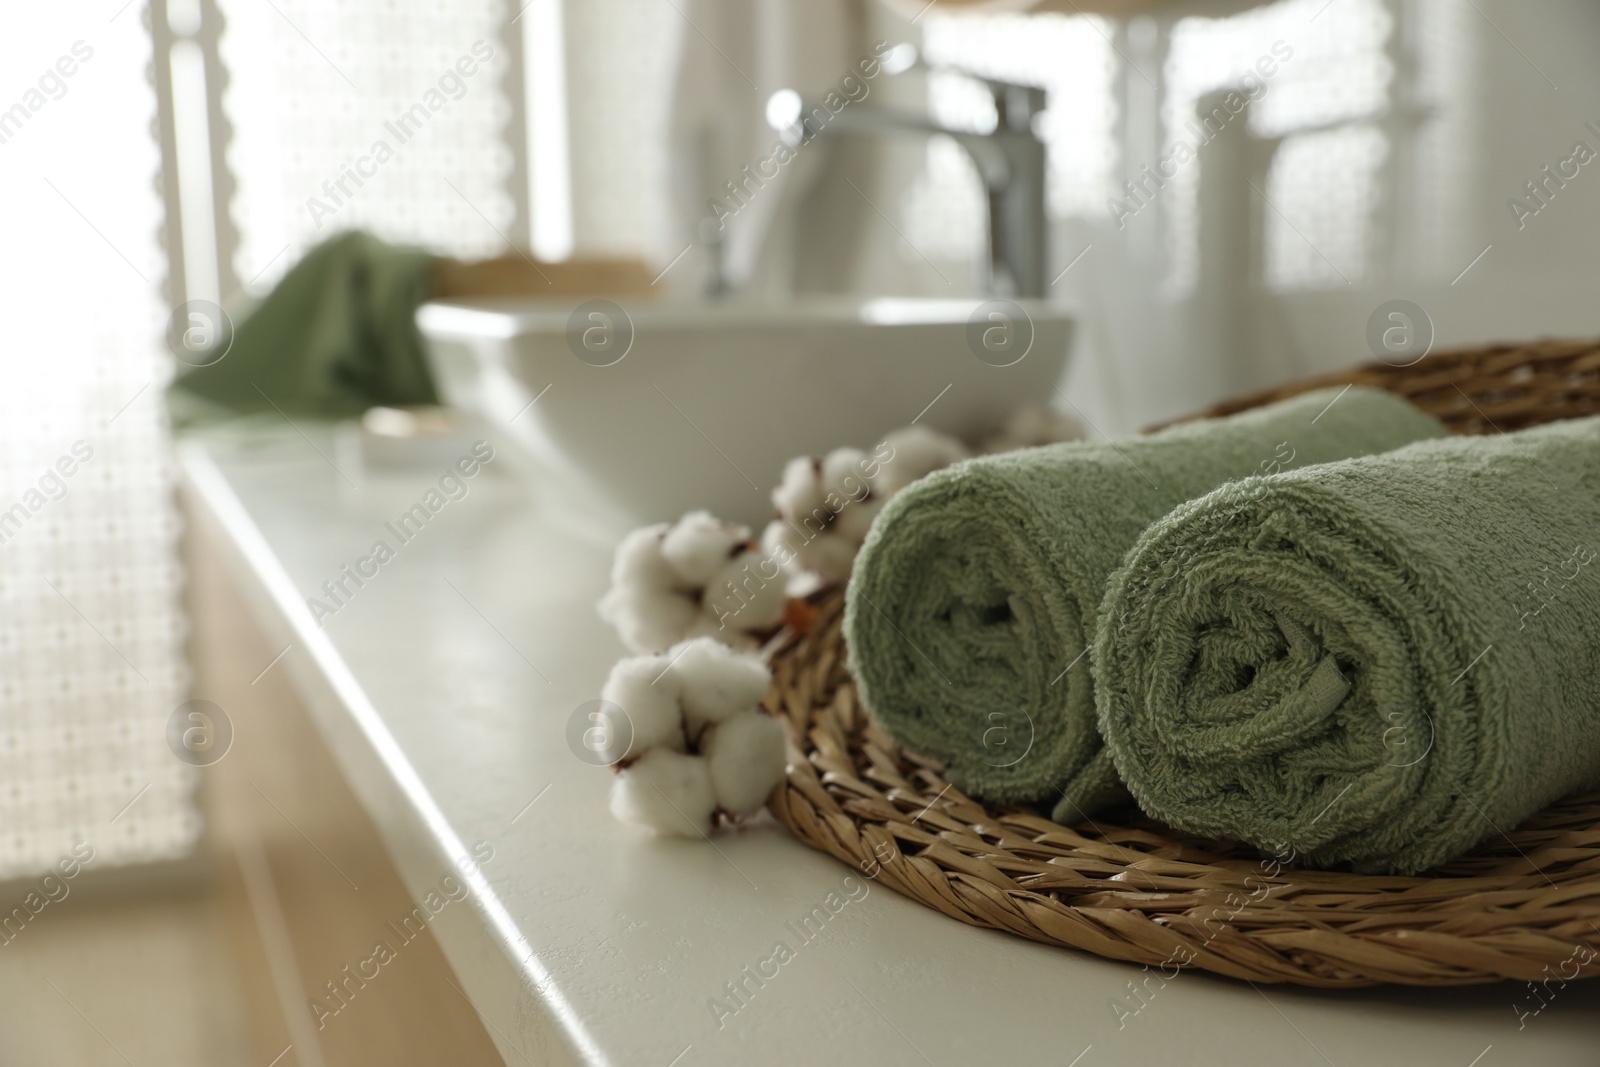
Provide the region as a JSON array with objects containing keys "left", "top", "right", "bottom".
[{"left": 764, "top": 338, "right": 1600, "bottom": 988}]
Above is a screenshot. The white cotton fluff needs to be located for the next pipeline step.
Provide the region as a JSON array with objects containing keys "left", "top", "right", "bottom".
[
  {"left": 873, "top": 426, "right": 970, "bottom": 496},
  {"left": 772, "top": 448, "right": 873, "bottom": 527},
  {"left": 767, "top": 446, "right": 886, "bottom": 582},
  {"left": 702, "top": 551, "right": 787, "bottom": 632},
  {"left": 772, "top": 455, "right": 828, "bottom": 522},
  {"left": 831, "top": 492, "right": 885, "bottom": 543},
  {"left": 661, "top": 510, "right": 750, "bottom": 586},
  {"left": 608, "top": 522, "right": 680, "bottom": 589},
  {"left": 764, "top": 519, "right": 860, "bottom": 583},
  {"left": 597, "top": 586, "right": 700, "bottom": 655},
  {"left": 819, "top": 447, "right": 873, "bottom": 501},
  {"left": 600, "top": 511, "right": 791, "bottom": 654},
  {"left": 598, "top": 522, "right": 700, "bottom": 653},
  {"left": 677, "top": 610, "right": 758, "bottom": 651},
  {"left": 819, "top": 448, "right": 883, "bottom": 541},
  {"left": 982, "top": 405, "right": 1085, "bottom": 454},
  {"left": 668, "top": 636, "right": 771, "bottom": 736},
  {"left": 609, "top": 748, "right": 717, "bottom": 837},
  {"left": 599, "top": 654, "right": 686, "bottom": 757},
  {"left": 702, "top": 709, "right": 787, "bottom": 816}
]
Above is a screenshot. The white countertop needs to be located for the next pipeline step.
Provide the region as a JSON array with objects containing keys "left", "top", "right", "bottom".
[{"left": 178, "top": 426, "right": 1600, "bottom": 1067}]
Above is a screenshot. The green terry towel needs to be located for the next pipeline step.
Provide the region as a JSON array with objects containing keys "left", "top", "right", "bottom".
[
  {"left": 843, "top": 387, "right": 1447, "bottom": 821},
  {"left": 167, "top": 230, "right": 439, "bottom": 424},
  {"left": 1096, "top": 416, "right": 1600, "bottom": 874}
]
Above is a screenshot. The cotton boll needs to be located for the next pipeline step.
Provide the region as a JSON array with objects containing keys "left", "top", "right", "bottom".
[
  {"left": 820, "top": 448, "right": 867, "bottom": 481},
  {"left": 779, "top": 523, "right": 860, "bottom": 583},
  {"left": 661, "top": 510, "right": 752, "bottom": 586},
  {"left": 702, "top": 709, "right": 788, "bottom": 816},
  {"left": 764, "top": 514, "right": 855, "bottom": 582},
  {"left": 761, "top": 519, "right": 801, "bottom": 569},
  {"left": 819, "top": 447, "right": 873, "bottom": 505},
  {"left": 597, "top": 585, "right": 700, "bottom": 654},
  {"left": 766, "top": 451, "right": 876, "bottom": 581},
  {"left": 831, "top": 492, "right": 885, "bottom": 543},
  {"left": 681, "top": 611, "right": 761, "bottom": 652},
  {"left": 600, "top": 522, "right": 702, "bottom": 652},
  {"left": 772, "top": 456, "right": 827, "bottom": 520},
  {"left": 609, "top": 749, "right": 717, "bottom": 837},
  {"left": 874, "top": 426, "right": 969, "bottom": 495},
  {"left": 983, "top": 405, "right": 1085, "bottom": 454},
  {"left": 668, "top": 636, "right": 771, "bottom": 736},
  {"left": 766, "top": 440, "right": 912, "bottom": 583},
  {"left": 702, "top": 550, "right": 788, "bottom": 633},
  {"left": 599, "top": 654, "right": 687, "bottom": 756},
  {"left": 772, "top": 450, "right": 865, "bottom": 534},
  {"left": 609, "top": 522, "right": 678, "bottom": 590}
]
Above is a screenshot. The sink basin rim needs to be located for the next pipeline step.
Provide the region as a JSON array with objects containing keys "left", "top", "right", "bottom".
[{"left": 416, "top": 296, "right": 1073, "bottom": 341}]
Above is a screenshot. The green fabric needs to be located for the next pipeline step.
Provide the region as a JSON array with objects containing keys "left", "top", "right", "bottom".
[
  {"left": 1096, "top": 416, "right": 1600, "bottom": 874},
  {"left": 167, "top": 230, "right": 439, "bottom": 424},
  {"left": 843, "top": 387, "right": 1447, "bottom": 821}
]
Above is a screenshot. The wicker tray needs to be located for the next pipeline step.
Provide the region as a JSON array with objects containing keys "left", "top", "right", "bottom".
[{"left": 764, "top": 337, "right": 1600, "bottom": 988}]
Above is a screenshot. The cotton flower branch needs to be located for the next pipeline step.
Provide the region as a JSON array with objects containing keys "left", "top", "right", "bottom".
[
  {"left": 597, "top": 510, "right": 787, "bottom": 653},
  {"left": 762, "top": 425, "right": 970, "bottom": 584},
  {"left": 603, "top": 637, "right": 786, "bottom": 837}
]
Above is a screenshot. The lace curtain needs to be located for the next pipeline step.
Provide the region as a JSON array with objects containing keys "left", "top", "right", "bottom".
[{"left": 0, "top": 5, "right": 194, "bottom": 879}]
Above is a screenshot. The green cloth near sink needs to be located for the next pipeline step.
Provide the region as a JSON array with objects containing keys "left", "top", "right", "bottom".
[
  {"left": 1096, "top": 416, "right": 1600, "bottom": 874},
  {"left": 167, "top": 230, "right": 439, "bottom": 424},
  {"left": 842, "top": 387, "right": 1447, "bottom": 821}
]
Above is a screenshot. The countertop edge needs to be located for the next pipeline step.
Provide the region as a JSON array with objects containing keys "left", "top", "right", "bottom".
[{"left": 176, "top": 438, "right": 608, "bottom": 1067}]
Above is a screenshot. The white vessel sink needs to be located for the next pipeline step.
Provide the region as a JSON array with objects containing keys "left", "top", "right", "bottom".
[{"left": 417, "top": 297, "right": 1072, "bottom": 526}]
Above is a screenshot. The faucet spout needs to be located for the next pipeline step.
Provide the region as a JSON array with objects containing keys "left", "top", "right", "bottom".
[{"left": 779, "top": 65, "right": 1049, "bottom": 297}]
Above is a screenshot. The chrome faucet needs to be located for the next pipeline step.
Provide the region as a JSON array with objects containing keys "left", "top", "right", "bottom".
[{"left": 771, "top": 48, "right": 1049, "bottom": 297}]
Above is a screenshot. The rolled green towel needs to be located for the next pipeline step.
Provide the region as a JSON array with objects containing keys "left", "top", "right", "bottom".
[
  {"left": 1096, "top": 416, "right": 1600, "bottom": 874},
  {"left": 844, "top": 387, "right": 1447, "bottom": 820},
  {"left": 168, "top": 230, "right": 439, "bottom": 425}
]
